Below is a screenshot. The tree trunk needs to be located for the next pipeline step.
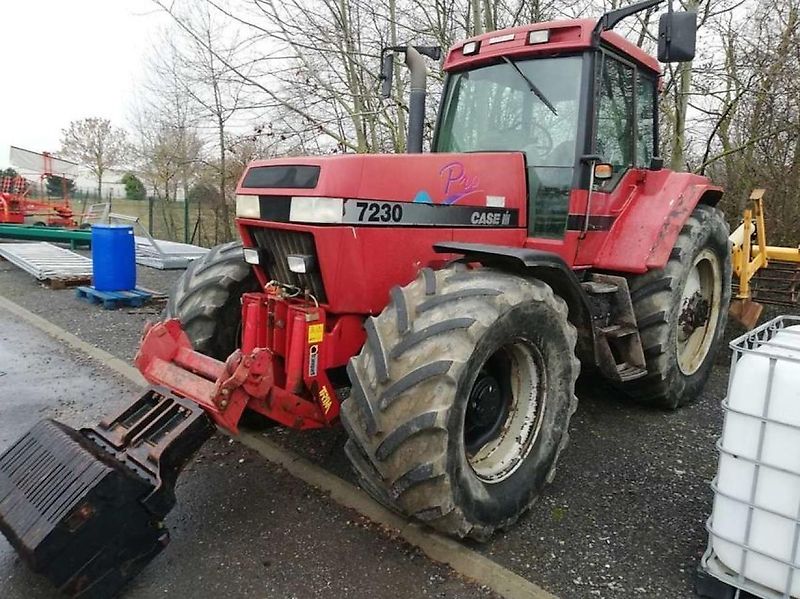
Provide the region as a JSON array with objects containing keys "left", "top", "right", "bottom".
[
  {"left": 389, "top": 0, "right": 406, "bottom": 152},
  {"left": 217, "top": 116, "right": 230, "bottom": 243},
  {"left": 482, "top": 0, "right": 495, "bottom": 32},
  {"left": 668, "top": 0, "right": 699, "bottom": 172},
  {"left": 669, "top": 60, "right": 692, "bottom": 171},
  {"left": 471, "top": 0, "right": 483, "bottom": 36}
]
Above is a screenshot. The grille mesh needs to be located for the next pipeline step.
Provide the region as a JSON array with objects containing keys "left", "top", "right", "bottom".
[{"left": 248, "top": 227, "right": 327, "bottom": 302}]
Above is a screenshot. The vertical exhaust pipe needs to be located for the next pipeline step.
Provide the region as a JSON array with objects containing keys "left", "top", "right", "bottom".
[
  {"left": 380, "top": 45, "right": 440, "bottom": 154},
  {"left": 405, "top": 46, "right": 427, "bottom": 154}
]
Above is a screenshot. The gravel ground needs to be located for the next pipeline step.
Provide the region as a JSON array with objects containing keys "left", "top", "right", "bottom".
[
  {"left": 0, "top": 249, "right": 176, "bottom": 362},
  {"left": 2, "top": 249, "right": 796, "bottom": 598}
]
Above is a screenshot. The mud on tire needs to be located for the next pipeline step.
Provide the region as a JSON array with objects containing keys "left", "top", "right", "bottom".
[
  {"left": 341, "top": 266, "right": 580, "bottom": 540},
  {"left": 620, "top": 204, "right": 731, "bottom": 409},
  {"left": 165, "top": 241, "right": 258, "bottom": 360}
]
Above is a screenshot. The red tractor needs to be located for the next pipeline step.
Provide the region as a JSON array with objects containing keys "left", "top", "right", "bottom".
[{"left": 0, "top": 1, "right": 731, "bottom": 596}]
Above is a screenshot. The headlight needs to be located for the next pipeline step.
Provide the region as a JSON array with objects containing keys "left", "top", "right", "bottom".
[
  {"left": 289, "top": 197, "right": 343, "bottom": 223},
  {"left": 242, "top": 248, "right": 261, "bottom": 264},
  {"left": 236, "top": 194, "right": 260, "bottom": 218},
  {"left": 528, "top": 29, "right": 550, "bottom": 45},
  {"left": 462, "top": 41, "right": 480, "bottom": 55},
  {"left": 287, "top": 254, "right": 316, "bottom": 273}
]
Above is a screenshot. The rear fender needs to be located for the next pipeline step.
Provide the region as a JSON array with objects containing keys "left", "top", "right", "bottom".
[{"left": 592, "top": 172, "right": 723, "bottom": 273}]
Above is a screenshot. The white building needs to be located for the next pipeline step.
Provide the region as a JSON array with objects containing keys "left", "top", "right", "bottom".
[{"left": 72, "top": 167, "right": 127, "bottom": 200}]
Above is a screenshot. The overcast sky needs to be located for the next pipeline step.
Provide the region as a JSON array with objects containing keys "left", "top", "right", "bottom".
[{"left": 0, "top": 0, "right": 168, "bottom": 168}]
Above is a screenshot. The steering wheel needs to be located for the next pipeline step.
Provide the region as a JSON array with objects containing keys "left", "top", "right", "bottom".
[{"left": 524, "top": 122, "right": 554, "bottom": 158}]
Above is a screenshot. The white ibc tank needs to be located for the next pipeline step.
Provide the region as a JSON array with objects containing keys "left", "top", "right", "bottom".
[{"left": 710, "top": 323, "right": 800, "bottom": 597}]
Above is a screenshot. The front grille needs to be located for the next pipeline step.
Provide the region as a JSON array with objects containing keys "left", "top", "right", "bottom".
[{"left": 249, "top": 227, "right": 327, "bottom": 302}]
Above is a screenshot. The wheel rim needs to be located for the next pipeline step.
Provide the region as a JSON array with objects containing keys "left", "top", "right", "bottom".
[
  {"left": 676, "top": 248, "right": 722, "bottom": 376},
  {"left": 464, "top": 340, "right": 546, "bottom": 484}
]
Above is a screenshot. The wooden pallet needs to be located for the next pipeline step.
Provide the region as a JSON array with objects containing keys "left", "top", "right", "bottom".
[
  {"left": 45, "top": 276, "right": 92, "bottom": 290},
  {"left": 75, "top": 286, "right": 153, "bottom": 310}
]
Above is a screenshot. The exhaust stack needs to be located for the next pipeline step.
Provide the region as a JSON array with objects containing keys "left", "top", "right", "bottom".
[
  {"left": 379, "top": 44, "right": 441, "bottom": 154},
  {"left": 405, "top": 46, "right": 427, "bottom": 154}
]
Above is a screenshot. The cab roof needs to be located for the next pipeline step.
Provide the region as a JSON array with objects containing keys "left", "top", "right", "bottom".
[{"left": 443, "top": 18, "right": 661, "bottom": 74}]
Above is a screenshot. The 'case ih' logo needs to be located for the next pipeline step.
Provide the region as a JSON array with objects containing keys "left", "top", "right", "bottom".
[{"left": 471, "top": 211, "right": 511, "bottom": 226}]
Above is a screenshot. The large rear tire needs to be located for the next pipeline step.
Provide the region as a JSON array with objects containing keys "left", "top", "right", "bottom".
[
  {"left": 620, "top": 204, "right": 731, "bottom": 409},
  {"left": 165, "top": 241, "right": 258, "bottom": 360},
  {"left": 341, "top": 266, "right": 579, "bottom": 540}
]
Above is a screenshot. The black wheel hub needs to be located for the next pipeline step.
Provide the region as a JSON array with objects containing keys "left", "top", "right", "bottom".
[
  {"left": 679, "top": 291, "right": 711, "bottom": 338},
  {"left": 464, "top": 364, "right": 510, "bottom": 455}
]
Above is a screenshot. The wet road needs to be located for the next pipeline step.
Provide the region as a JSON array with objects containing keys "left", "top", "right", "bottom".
[
  {"left": 2, "top": 255, "right": 787, "bottom": 598},
  {"left": 0, "top": 309, "right": 495, "bottom": 598}
]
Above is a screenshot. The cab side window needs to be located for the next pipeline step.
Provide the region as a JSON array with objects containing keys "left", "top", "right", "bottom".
[
  {"left": 595, "top": 56, "right": 635, "bottom": 185},
  {"left": 636, "top": 75, "right": 656, "bottom": 167}
]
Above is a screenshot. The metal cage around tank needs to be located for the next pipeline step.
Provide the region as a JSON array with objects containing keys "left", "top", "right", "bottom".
[{"left": 702, "top": 315, "right": 800, "bottom": 599}]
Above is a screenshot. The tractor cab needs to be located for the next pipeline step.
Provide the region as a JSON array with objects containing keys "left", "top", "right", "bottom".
[
  {"left": 422, "top": 3, "right": 698, "bottom": 242},
  {"left": 435, "top": 42, "right": 591, "bottom": 238}
]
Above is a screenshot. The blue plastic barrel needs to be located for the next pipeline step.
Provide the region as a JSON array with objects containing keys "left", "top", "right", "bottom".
[{"left": 91, "top": 224, "right": 136, "bottom": 291}]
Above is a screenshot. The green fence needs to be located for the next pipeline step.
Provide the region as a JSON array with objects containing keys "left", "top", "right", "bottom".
[{"left": 99, "top": 198, "right": 234, "bottom": 248}]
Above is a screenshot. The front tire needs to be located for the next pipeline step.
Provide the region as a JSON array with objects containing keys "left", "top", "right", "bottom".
[
  {"left": 165, "top": 241, "right": 258, "bottom": 359},
  {"left": 621, "top": 204, "right": 731, "bottom": 409},
  {"left": 341, "top": 266, "right": 579, "bottom": 540}
]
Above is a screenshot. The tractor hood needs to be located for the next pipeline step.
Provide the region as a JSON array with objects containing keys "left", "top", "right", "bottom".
[
  {"left": 235, "top": 152, "right": 530, "bottom": 315},
  {"left": 236, "top": 152, "right": 527, "bottom": 213}
]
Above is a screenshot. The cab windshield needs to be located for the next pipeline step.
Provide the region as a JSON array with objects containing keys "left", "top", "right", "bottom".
[{"left": 435, "top": 55, "right": 584, "bottom": 237}]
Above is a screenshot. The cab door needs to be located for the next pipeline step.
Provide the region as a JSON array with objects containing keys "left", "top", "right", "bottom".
[{"left": 573, "top": 51, "right": 658, "bottom": 267}]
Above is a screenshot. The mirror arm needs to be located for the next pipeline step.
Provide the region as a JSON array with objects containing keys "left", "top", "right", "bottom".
[
  {"left": 593, "top": 0, "right": 665, "bottom": 44},
  {"left": 380, "top": 45, "right": 442, "bottom": 99},
  {"left": 663, "top": 0, "right": 674, "bottom": 47}
]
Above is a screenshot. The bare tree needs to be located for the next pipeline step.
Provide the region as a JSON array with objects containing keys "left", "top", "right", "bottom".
[
  {"left": 707, "top": 0, "right": 800, "bottom": 243},
  {"left": 137, "top": 0, "right": 800, "bottom": 246},
  {"left": 141, "top": 35, "right": 205, "bottom": 206},
  {"left": 151, "top": 1, "right": 256, "bottom": 242},
  {"left": 60, "top": 118, "right": 129, "bottom": 198}
]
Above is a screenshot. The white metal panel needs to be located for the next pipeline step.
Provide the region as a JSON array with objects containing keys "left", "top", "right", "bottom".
[
  {"left": 0, "top": 242, "right": 92, "bottom": 280},
  {"left": 9, "top": 146, "right": 79, "bottom": 177}
]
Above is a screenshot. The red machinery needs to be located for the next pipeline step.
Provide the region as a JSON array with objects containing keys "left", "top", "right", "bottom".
[
  {"left": 0, "top": 148, "right": 78, "bottom": 227},
  {"left": 0, "top": 2, "right": 730, "bottom": 597},
  {"left": 0, "top": 176, "right": 76, "bottom": 226},
  {"left": 0, "top": 176, "right": 26, "bottom": 224}
]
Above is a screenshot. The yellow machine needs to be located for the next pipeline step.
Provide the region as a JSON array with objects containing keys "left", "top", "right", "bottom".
[{"left": 730, "top": 189, "right": 800, "bottom": 328}]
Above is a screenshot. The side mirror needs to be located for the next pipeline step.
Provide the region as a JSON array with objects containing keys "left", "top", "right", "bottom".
[
  {"left": 658, "top": 11, "right": 697, "bottom": 63},
  {"left": 380, "top": 52, "right": 394, "bottom": 98}
]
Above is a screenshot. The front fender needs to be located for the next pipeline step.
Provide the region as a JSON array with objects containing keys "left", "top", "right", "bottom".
[{"left": 593, "top": 172, "right": 723, "bottom": 273}]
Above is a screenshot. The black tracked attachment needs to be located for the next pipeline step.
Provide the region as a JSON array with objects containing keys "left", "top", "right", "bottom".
[{"left": 0, "top": 388, "right": 215, "bottom": 598}]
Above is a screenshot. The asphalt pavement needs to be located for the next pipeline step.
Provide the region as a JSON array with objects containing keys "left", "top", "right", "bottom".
[
  {"left": 1, "top": 253, "right": 787, "bottom": 598},
  {"left": 0, "top": 307, "right": 497, "bottom": 598}
]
